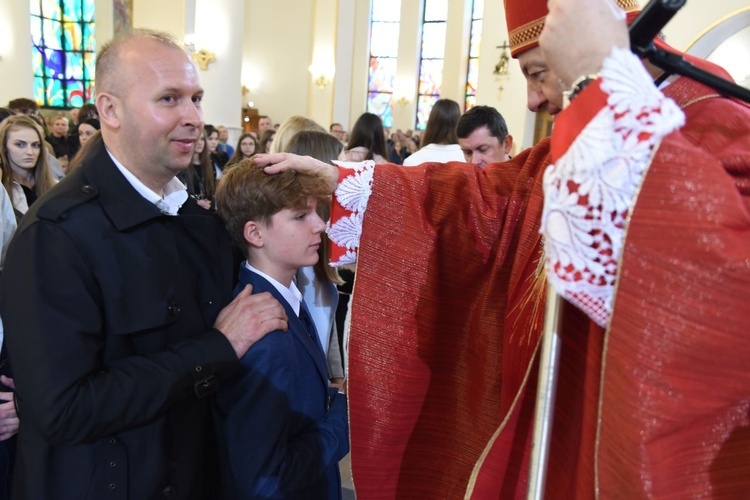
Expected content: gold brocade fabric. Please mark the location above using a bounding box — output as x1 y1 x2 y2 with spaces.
347 140 551 498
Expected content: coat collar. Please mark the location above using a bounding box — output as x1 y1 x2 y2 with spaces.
79 139 195 231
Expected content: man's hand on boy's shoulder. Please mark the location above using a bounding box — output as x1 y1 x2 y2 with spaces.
214 284 288 358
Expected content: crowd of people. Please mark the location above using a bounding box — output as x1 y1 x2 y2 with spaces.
0 0 748 498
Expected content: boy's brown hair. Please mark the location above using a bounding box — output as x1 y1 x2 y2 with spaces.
215 158 331 257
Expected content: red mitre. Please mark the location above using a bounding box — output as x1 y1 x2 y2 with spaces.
505 0 641 57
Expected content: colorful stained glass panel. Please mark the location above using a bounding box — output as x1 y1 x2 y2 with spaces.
465 95 477 111
31 0 96 108
418 59 443 95
45 77 65 107
367 92 394 128
466 59 479 95
63 21 83 50
416 95 439 130
63 0 82 21
43 49 65 78
43 19 63 50
368 57 397 92
42 0 62 21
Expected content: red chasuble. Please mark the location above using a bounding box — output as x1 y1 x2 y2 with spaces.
346 141 551 498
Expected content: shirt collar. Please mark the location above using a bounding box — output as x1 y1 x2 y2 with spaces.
244 261 303 316
106 148 188 216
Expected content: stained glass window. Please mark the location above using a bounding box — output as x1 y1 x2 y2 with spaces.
31 0 96 109
416 0 448 131
367 0 401 128
465 0 483 111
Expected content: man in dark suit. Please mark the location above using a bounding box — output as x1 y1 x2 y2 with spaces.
213 161 349 499
0 29 287 499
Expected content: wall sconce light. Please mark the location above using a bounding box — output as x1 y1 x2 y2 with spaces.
309 63 335 90
184 35 216 71
494 40 511 76
394 95 410 107
313 75 331 89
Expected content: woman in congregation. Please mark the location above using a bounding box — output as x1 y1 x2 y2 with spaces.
0 115 56 221
178 129 215 210
205 124 229 180
339 112 388 164
269 115 325 154
258 128 276 154
403 99 465 166
226 133 260 167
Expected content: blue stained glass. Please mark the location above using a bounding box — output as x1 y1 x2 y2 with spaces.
370 22 400 58
83 52 95 79
424 0 448 22
418 59 443 95
65 52 83 79
469 20 482 58
368 57 396 93
43 49 65 78
31 0 96 108
42 0 62 21
32 48 44 76
43 19 63 50
82 0 95 22
472 0 484 20
33 77 46 105
31 17 44 46
63 0 82 21
367 92 393 128
372 0 401 23
416 95 439 131
66 80 85 107
63 21 83 51
82 23 95 51
46 78 65 107
421 22 446 59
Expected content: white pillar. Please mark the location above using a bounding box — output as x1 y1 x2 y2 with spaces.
191 0 244 135
0 2 33 105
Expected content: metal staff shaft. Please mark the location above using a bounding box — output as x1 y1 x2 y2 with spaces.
526 283 564 500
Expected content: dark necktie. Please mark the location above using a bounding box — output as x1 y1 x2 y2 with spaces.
298 302 327 368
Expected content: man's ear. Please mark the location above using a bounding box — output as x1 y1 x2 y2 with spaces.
244 220 264 248
503 134 514 158
96 93 120 130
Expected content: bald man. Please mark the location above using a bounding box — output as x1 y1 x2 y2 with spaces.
1 29 287 499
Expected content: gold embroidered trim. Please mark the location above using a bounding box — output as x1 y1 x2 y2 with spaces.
680 93 721 110
509 17 545 54
593 140 660 499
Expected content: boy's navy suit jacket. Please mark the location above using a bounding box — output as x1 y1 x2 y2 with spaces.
214 265 349 499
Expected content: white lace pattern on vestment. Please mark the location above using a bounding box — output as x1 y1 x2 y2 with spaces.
541 48 685 327
328 160 375 266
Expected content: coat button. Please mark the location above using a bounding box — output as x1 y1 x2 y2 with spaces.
109 438 116 444
110 461 117 467
168 303 181 317
162 485 176 499
109 483 116 490
80 184 96 195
